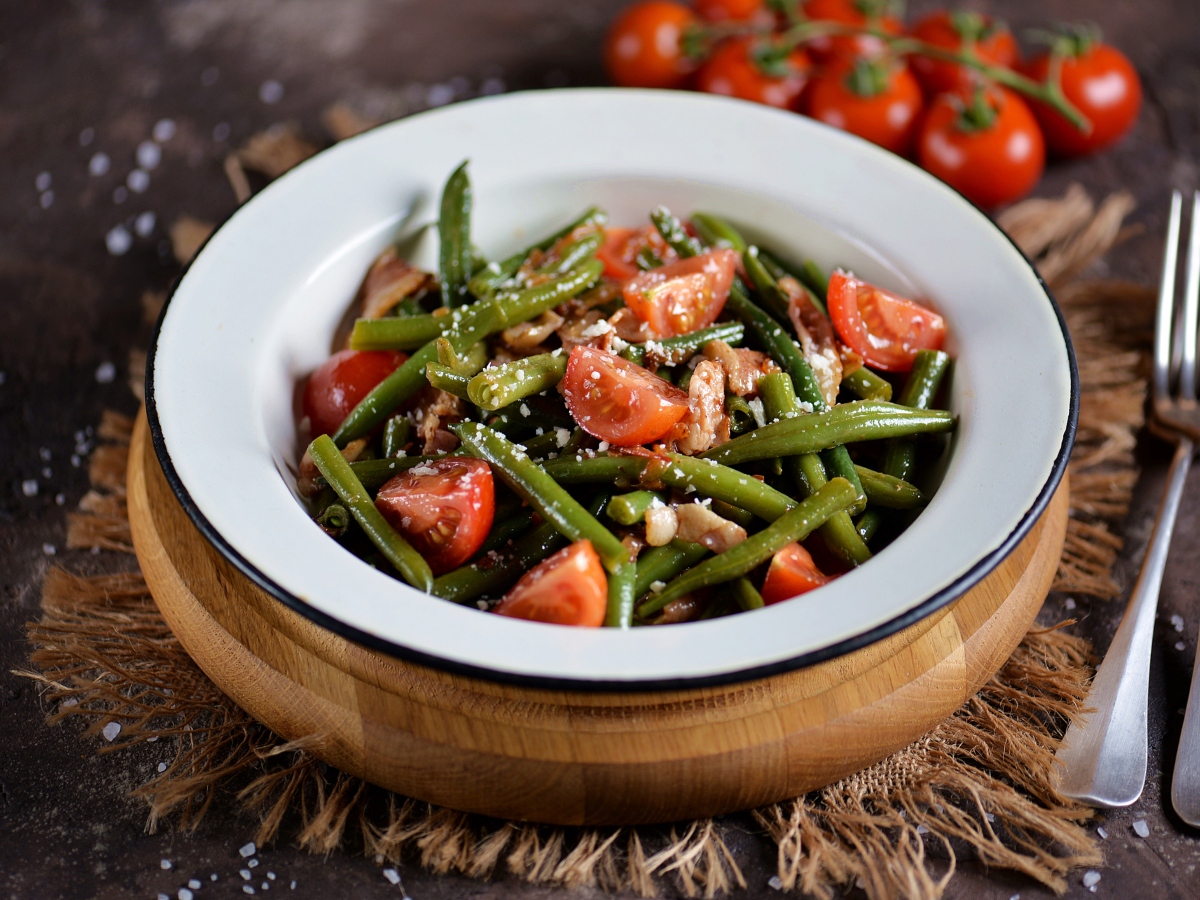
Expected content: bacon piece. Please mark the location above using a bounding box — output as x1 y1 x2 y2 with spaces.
779 275 843 407
296 437 368 497
671 359 730 455
657 593 705 624
359 246 432 319
500 310 564 355
701 340 778 397
644 505 679 546
674 503 747 554
413 387 465 455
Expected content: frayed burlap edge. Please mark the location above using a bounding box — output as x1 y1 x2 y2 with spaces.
18 185 1149 899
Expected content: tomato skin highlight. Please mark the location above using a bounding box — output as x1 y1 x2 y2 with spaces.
597 225 678 282
302 349 407 438
801 0 903 64
603 1 699 89
827 271 945 373
694 0 766 22
1023 43 1142 157
908 12 1018 95
622 248 738 337
804 62 924 155
916 87 1045 210
561 346 690 447
695 37 811 110
493 540 608 627
375 457 495 575
761 543 830 605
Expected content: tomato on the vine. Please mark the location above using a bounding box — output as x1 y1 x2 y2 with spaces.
916 86 1045 210
909 11 1018 95
493 540 608 627
302 349 406 438
1023 32 1142 157
622 248 738 336
561 346 690 446
827 271 945 372
604 1 700 89
760 543 830 605
801 0 903 64
375 457 495 575
804 58 924 155
597 225 678 281
694 0 766 23
695 36 811 109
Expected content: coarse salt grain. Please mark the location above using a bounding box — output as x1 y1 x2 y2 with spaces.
383 869 400 884
649 581 667 593
261 882 269 890
137 141 162 170
43 544 56 556
40 190 54 209
248 858 259 868
481 76 506 95
95 361 116 383
127 169 150 193
267 872 276 881
21 480 37 497
55 493 65 506
1132 819 1149 837
102 721 121 741
916 824 929 835
239 842 257 858
212 874 219 881
1170 614 1184 632
1082 870 1101 888
159 894 170 900
259 80 284 104
1065 598 1077 610
153 119 177 142
767 874 783 890
161 859 172 870
179 889 194 900
289 882 296 890
1096 826 1108 839
158 762 167 772
240 869 251 880
105 225 132 256
1177 641 1187 651
42 467 51 478
136 211 156 237
427 83 455 107
243 887 255 896
89 152 110 176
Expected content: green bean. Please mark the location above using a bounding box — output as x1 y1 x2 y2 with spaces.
437 160 473 308
519 429 568 459
821 447 868 516
382 416 412 459
308 435 433 591
725 395 757 436
542 453 798 522
608 490 665 526
700 400 955 466
315 502 350 537
855 465 926 509
334 262 601 445
756 249 830 316
636 246 664 270
487 396 574 437
433 521 565 604
436 338 488 376
452 422 628 572
467 206 607 299
638 478 857 615
730 577 765 612
841 366 893 401
316 455 439 492
426 363 472 399
711 499 756 529
620 322 745 367
651 206 705 258
606 562 638 629
467 352 568 411
350 314 443 351
691 212 748 252
758 372 870 567
633 540 708 599
800 259 829 302
478 507 536 554
536 230 603 276
743 247 792 323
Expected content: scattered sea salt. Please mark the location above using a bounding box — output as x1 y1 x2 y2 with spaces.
179 889 194 900
747 397 766 428
239 842 257 858
1064 598 1077 610
55 493 65 506
426 83 455 107
161 859 172 870
289 882 296 891
1177 641 1187 651
71 455 81 467
43 544 56 556
159 894 170 900
267 872 275 881
158 762 167 772
383 869 400 884
40 190 54 209
1096 826 1108 839
42 467 51 478
137 141 162 170
39 447 51 461
1132 819 1149 837
259 80 284 104
105 225 132 255
21 479 37 497
248 858 259 868
1170 614 1184 632
89 152 111 176
102 721 121 741
261 882 269 890
243 887 255 896
1082 870 1101 888
476 600 488 610
95 361 116 383
916 824 929 835
127 168 150 193
36 171 52 191
767 874 783 890
240 869 251 880
135 211 157 237
649 581 667 594
212 874 219 881
153 118 177 142
481 77 506 95
1008 895 1020 900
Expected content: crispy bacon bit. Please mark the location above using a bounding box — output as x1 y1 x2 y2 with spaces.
556 308 606 353
359 246 432 319
674 502 747 554
501 310 564 355
701 340 778 397
644 505 679 546
779 275 843 407
558 281 624 321
621 533 645 562
296 437 368 497
657 593 705 624
671 359 730 455
607 306 657 343
415 388 465 454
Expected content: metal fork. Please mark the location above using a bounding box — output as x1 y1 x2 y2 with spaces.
1054 190 1200 813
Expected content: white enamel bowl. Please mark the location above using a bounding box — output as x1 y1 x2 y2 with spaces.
148 89 1075 689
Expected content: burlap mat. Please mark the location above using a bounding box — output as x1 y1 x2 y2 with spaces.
19 175 1152 899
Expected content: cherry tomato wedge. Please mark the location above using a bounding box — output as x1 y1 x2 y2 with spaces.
760 542 830 605
561 346 689 447
597 225 678 282
375 457 495 575
695 37 811 110
622 248 738 337
826 271 945 373
493 540 608 627
302 348 407 438
603 0 699 89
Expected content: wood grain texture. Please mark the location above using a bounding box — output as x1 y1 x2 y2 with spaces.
128 409 1067 825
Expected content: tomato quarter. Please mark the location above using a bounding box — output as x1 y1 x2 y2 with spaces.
827 271 945 372
695 36 811 109
561 346 690 446
375 457 495 575
760 543 830 605
603 1 699 89
804 59 924 155
302 348 407 438
916 86 1045 209
493 540 608 627
909 11 1018 95
597 225 679 281
622 248 738 336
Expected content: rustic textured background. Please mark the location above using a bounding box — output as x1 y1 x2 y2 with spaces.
2 1 1199 897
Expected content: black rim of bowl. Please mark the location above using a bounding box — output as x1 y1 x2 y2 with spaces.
144 110 1079 694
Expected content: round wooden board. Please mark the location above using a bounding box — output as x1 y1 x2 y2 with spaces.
128 409 1067 826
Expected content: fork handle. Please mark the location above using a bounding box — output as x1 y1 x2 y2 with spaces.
1173 590 1200 825
1055 437 1194 807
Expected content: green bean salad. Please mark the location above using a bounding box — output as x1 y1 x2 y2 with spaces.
297 161 954 628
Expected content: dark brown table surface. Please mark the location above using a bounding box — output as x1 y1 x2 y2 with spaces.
2 1 1199 897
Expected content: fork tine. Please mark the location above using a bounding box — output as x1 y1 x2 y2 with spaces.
1183 192 1200 402
1156 191 1183 403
